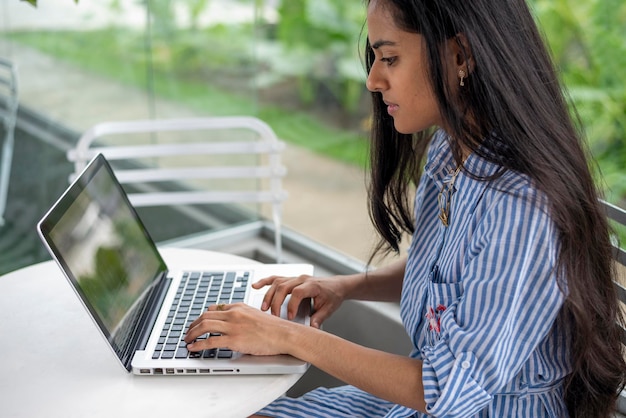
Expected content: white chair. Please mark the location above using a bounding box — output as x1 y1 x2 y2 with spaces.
67 116 287 262
0 58 19 226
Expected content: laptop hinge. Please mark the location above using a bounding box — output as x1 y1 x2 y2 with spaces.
125 272 172 369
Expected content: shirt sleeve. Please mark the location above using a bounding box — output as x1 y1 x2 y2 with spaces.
421 186 566 417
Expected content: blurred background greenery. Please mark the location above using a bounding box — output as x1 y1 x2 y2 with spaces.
8 0 626 201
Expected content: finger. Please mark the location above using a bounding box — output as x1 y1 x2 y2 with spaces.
269 277 307 316
256 277 281 311
251 275 279 290
286 285 313 320
211 303 229 312
184 318 215 343
310 309 331 329
185 314 227 342
187 304 229 330
260 277 294 312
187 334 226 352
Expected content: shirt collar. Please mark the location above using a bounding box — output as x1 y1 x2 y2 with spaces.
423 130 504 190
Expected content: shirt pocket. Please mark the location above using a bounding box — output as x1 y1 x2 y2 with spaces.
425 275 464 346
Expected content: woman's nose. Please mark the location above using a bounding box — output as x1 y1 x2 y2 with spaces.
366 64 384 92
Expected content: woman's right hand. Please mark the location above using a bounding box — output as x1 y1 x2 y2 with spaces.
252 273 354 328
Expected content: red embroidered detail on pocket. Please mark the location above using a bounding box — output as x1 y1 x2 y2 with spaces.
427 305 447 333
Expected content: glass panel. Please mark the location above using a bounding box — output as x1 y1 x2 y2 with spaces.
0 0 376 276
0 0 269 274
1 1 624 278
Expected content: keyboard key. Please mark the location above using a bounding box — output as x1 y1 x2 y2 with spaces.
203 349 217 358
175 347 189 359
217 350 233 359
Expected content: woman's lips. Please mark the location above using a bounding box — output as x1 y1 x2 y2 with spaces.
384 101 399 115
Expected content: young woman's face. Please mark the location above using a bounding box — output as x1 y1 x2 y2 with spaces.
366 2 443 134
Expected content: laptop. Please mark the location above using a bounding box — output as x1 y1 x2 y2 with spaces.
37 153 313 376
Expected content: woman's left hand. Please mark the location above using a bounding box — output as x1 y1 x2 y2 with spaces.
183 303 295 356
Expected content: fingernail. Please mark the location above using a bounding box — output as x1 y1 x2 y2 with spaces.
261 302 268 311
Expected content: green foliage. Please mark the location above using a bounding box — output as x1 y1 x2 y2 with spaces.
21 0 79 5
10 0 626 182
259 0 367 114
10 24 369 167
530 0 626 203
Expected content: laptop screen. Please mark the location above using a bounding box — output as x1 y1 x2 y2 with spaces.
38 154 167 368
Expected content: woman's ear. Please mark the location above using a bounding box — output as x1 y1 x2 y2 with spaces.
445 33 474 88
452 33 475 75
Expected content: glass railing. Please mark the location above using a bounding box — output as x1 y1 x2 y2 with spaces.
0 1 378 275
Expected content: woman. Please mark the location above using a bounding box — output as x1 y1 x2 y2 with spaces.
185 0 626 416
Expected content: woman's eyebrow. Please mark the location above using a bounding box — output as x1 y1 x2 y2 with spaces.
371 39 396 49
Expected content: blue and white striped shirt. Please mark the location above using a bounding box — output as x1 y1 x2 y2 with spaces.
257 130 571 417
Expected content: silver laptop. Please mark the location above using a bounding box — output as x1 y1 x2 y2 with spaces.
37 153 312 376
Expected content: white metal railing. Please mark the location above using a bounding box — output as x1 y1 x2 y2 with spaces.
67 116 288 263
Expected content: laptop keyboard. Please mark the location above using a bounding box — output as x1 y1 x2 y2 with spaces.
152 270 250 360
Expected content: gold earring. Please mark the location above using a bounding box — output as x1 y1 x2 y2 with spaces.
458 69 467 87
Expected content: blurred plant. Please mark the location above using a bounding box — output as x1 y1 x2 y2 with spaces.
147 0 211 38
141 0 257 83
255 0 367 118
530 0 626 203
17 0 625 181
132 0 370 122
21 0 79 5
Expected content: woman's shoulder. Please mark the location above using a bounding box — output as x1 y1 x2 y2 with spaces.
475 169 551 223
464 151 549 213
428 129 548 208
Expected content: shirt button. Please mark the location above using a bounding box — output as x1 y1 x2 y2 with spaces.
461 361 471 369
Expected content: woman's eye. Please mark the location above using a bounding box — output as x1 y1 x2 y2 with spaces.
381 57 397 66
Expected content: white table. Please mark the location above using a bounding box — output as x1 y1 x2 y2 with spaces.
0 248 302 418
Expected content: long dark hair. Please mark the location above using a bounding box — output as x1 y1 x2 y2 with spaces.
364 0 626 416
